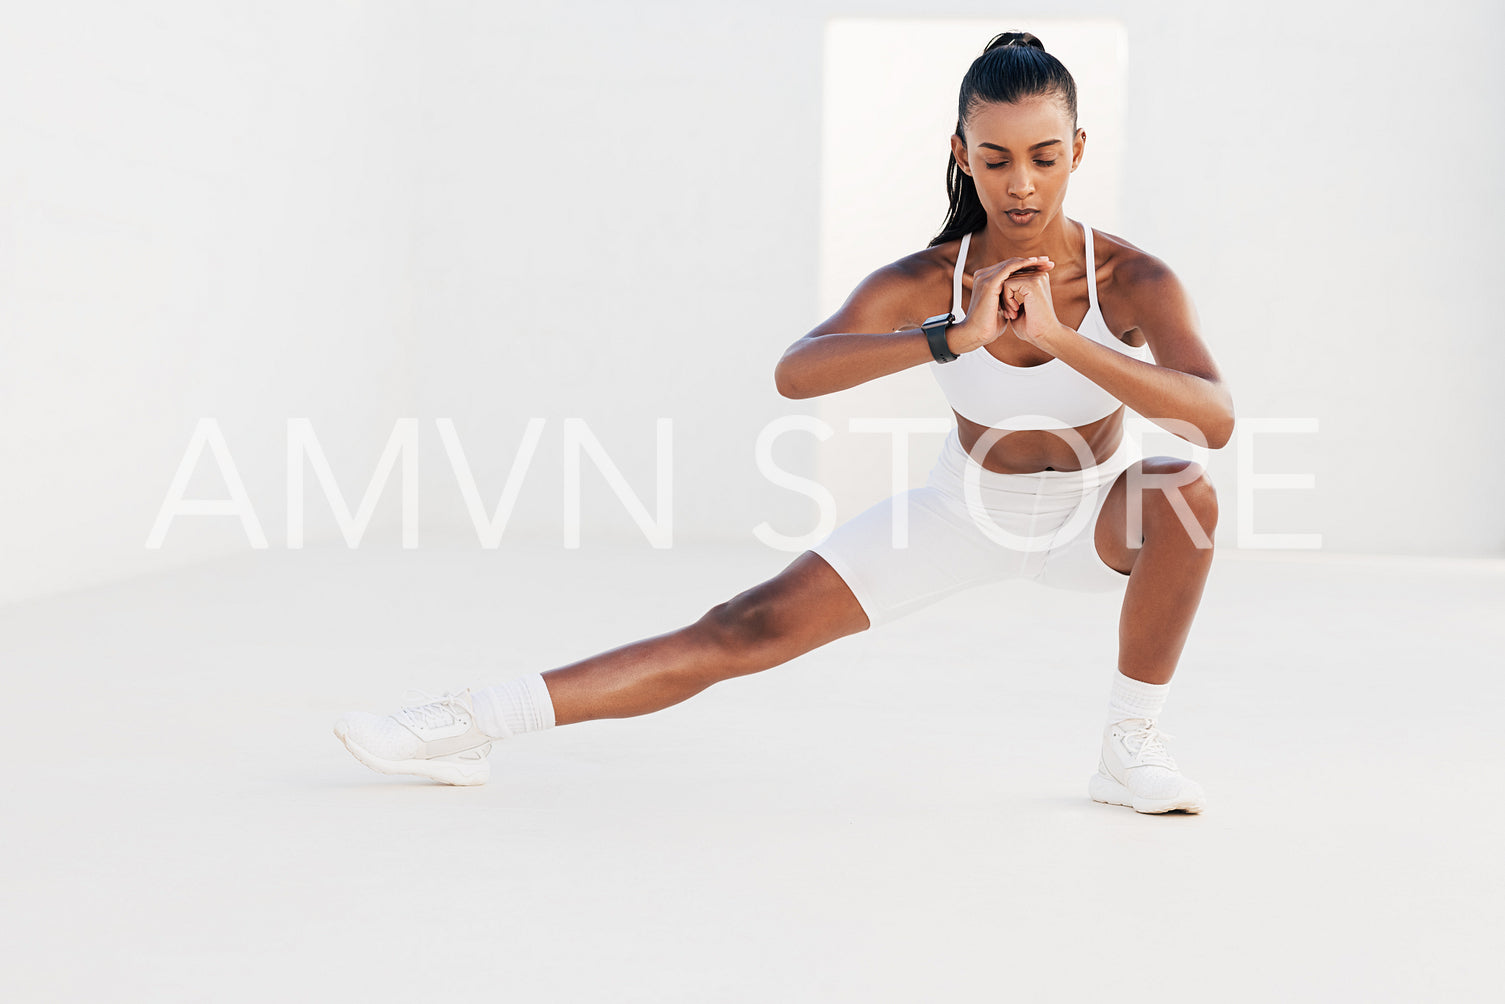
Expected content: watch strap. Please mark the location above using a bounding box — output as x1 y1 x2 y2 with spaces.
922 313 959 363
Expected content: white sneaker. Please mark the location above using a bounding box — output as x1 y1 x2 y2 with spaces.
1089 717 1205 814
334 689 495 786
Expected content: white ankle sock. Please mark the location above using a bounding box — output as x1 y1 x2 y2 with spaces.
1107 671 1171 725
471 673 556 739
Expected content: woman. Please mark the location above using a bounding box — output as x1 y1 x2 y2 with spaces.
335 32 1232 815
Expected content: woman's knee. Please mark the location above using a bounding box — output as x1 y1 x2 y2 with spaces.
693 555 865 670
697 592 780 655
1143 460 1219 539
1183 465 1219 529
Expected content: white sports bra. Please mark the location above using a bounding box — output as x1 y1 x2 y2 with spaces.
929 221 1153 430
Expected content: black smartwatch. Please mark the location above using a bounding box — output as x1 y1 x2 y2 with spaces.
922 312 959 363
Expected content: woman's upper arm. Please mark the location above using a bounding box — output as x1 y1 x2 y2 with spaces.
797 262 923 340
773 260 930 398
1122 255 1227 389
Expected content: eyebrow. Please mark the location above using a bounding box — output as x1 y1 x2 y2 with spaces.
977 139 1063 152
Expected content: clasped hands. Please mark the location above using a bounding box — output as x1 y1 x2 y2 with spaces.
948 254 1070 356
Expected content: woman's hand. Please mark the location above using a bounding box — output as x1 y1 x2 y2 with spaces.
1001 264 1061 350
947 256 1055 354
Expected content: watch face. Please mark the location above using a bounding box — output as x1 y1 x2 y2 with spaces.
923 313 953 328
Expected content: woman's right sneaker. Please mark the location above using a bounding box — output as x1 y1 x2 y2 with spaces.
334 689 495 785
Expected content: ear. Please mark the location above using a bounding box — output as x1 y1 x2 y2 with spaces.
1070 128 1086 172
950 133 973 178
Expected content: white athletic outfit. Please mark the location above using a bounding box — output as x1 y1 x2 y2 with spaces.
334 221 1204 809
805 221 1206 811
810 221 1155 628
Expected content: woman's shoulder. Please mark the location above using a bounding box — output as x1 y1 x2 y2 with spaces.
1091 226 1182 309
872 240 959 289
1088 225 1199 346
825 241 960 332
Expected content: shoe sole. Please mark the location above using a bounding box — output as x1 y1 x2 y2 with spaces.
333 725 491 786
1089 771 1203 814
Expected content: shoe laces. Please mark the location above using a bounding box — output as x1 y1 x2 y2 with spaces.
394 689 471 731
1121 718 1179 770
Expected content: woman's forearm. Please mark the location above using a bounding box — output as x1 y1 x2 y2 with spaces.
1043 325 1235 449
774 328 939 399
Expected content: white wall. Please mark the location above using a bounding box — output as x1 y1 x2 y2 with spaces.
1117 4 1505 556
400 3 820 550
0 1 422 603
403 0 1504 559
2 0 1501 605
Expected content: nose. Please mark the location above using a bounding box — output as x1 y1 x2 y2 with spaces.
1007 166 1034 199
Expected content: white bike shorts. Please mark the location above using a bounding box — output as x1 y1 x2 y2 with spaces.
809 426 1142 628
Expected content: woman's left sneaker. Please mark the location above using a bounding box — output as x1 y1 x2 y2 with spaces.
334 689 494 786
1089 717 1205 814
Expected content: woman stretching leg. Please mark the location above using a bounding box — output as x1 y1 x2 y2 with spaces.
335 32 1231 814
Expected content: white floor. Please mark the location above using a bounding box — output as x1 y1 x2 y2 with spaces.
3 539 1501 1003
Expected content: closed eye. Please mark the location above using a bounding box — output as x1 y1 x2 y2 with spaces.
986 161 1057 168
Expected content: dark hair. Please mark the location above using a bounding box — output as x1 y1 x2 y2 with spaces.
929 31 1080 247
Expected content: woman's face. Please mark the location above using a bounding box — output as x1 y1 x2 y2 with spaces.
950 95 1084 230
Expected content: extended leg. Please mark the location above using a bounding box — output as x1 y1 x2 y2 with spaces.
334 551 870 783
538 550 871 725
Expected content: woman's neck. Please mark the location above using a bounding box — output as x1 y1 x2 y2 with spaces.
973 210 1076 265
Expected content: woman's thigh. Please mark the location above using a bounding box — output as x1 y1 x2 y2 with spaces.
1034 468 1134 592
1092 456 1208 575
806 487 1031 630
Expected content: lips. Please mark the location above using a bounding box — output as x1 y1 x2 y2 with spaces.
1007 210 1037 219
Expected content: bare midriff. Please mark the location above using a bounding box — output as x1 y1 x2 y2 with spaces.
953 405 1126 474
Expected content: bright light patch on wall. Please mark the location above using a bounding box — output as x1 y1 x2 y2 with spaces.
816 19 1130 506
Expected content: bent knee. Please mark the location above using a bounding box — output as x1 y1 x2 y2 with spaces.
1176 464 1219 521
1143 461 1219 533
